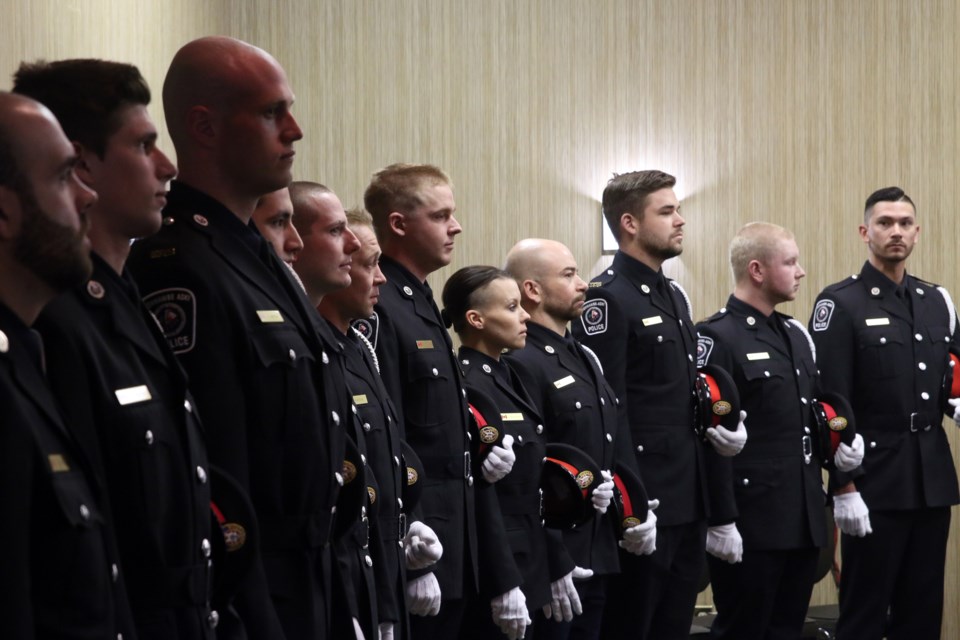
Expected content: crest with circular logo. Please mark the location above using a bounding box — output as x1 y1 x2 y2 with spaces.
342 460 358 484
221 522 247 552
479 425 499 444
828 416 847 432
712 400 732 417
576 469 595 489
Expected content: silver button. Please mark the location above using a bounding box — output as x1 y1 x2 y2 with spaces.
575 401 582 409
394 456 400 467
111 563 119 582
804 426 811 434
197 466 207 484
184 399 192 413
880 337 887 344
916 288 924 296
397 498 404 508
921 392 930 400
335 472 344 487
466 432 472 441
461 359 469 365
796 369 801 376
720 307 727 313
870 441 877 449
688 354 693 362
600 398 605 406
468 476 474 486
606 433 613 442
924 425 932 432
360 453 367 464
915 333 923 342
657 336 663 343
332 411 340 425
607 270 614 275
322 352 329 364
332 506 337 514
432 368 440 376
363 422 371 432
801 397 808 404
742 478 750 486
545 345 555 354
288 348 296 361
207 611 219 629
636 445 644 453
403 286 413 296
870 287 880 295
118 634 123 640
201 538 211 558
641 284 650 293
193 214 209 226
536 425 543 434
482 365 491 373
746 317 756 326
365 555 373 567
919 362 927 371
764 371 770 377
517 436 524 444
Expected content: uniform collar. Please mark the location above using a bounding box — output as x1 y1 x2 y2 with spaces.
859 260 911 295
612 250 662 287
167 180 263 255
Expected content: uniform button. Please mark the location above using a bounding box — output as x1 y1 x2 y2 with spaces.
461 359 469 365
111 563 119 582
657 336 663 343
288 348 296 361
144 430 154 445
575 401 582 409
360 453 367 464
870 287 880 295
636 445 644 453
924 425 932 432
536 424 543 434
335 472 344 487
919 362 927 370
880 337 887 344
387 415 393 422
332 506 337 514
397 498 404 508
915 333 923 342
616 398 620 405
801 397 808 404
79 504 90 521
742 478 749 486
332 411 340 425
764 371 770 377
363 422 371 432
201 538 211 558
796 369 801 376
207 611 220 629
432 368 439 376
517 435 524 444
468 476 474 486
606 433 613 442
197 466 207 484
804 426 811 434
600 398 605 406
606 269 613 276
118 634 123 640
322 352 330 364
467 432 472 441
921 392 930 400
746 317 756 326
916 288 924 296
365 555 373 567
545 345 555 354
870 441 877 449
184 399 192 413
641 284 650 293
403 286 413 296
462 389 467 398
394 456 401 467
688 354 693 362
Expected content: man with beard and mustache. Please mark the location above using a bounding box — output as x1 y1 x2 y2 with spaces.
504 238 656 640
0 91 136 638
810 187 960 640
126 37 356 640
573 170 747 640
14 59 219 639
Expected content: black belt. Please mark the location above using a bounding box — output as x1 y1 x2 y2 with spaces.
860 412 939 433
420 451 472 479
260 512 333 550
127 562 209 607
379 514 408 543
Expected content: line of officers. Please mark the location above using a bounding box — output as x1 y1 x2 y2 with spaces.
0 35 956 640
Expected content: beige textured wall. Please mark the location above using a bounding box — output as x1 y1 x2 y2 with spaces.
3 0 959 633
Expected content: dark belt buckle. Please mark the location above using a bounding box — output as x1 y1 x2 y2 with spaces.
910 411 920 433
398 513 408 542
802 435 812 464
464 451 472 479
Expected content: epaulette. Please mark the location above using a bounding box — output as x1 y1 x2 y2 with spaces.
701 307 729 324
588 268 617 288
825 274 859 292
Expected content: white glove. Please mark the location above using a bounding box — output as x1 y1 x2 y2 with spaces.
834 433 865 472
833 491 872 537
482 435 516 483
404 521 443 570
491 587 531 640
378 623 395 640
352 617 366 640
619 499 659 556
406 573 442 616
571 566 594 580
706 523 743 564
949 398 960 426
591 470 614 514
541 570 582 622
706 410 748 457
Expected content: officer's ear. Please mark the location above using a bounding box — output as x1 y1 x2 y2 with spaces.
186 105 216 148
387 211 406 237
620 212 638 239
0 184 23 241
747 259 764 285
72 141 97 188
465 309 483 330
521 279 542 304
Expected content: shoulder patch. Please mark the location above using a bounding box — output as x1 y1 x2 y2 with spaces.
811 299 835 332
579 299 608 336
144 288 196 354
696 335 714 367
352 312 380 351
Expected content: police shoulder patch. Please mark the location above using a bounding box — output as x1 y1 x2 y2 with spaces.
697 335 714 367
812 299 835 332
144 288 197 354
352 312 379 350
579 299 608 336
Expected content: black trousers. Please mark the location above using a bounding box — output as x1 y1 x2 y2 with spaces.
601 520 707 640
836 507 951 640
534 575 608 640
708 546 819 640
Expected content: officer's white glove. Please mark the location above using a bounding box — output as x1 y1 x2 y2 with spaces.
619 499 659 556
571 566 594 580
706 523 743 564
834 433 865 472
591 470 615 514
949 398 960 427
406 573 442 616
378 622 395 640
542 570 582 622
352 617 366 640
706 410 748 457
482 434 516 483
491 587 531 640
833 491 872 537
403 521 443 570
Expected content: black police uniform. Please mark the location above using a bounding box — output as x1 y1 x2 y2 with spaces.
505 321 637 640
459 346 575 636
697 295 828 640
36 254 215 639
572 251 711 640
360 255 483 636
341 326 410 639
127 181 350 640
810 261 960 640
0 302 134 639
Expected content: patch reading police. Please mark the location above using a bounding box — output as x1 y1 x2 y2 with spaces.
812 299 835 332
579 299 608 336
352 312 379 350
697 336 714 367
144 288 197 354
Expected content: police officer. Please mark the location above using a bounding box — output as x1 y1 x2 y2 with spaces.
504 238 656 640
127 37 352 639
697 222 863 639
0 91 133 638
573 170 747 640
15 59 217 639
252 187 303 266
360 163 490 637
810 187 960 640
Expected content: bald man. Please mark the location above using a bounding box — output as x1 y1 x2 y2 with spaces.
0 92 135 638
127 37 355 640
504 239 654 640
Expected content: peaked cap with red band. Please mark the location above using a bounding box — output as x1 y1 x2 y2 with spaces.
812 391 857 469
612 463 650 537
209 466 259 610
466 387 506 464
400 439 424 514
695 364 741 439
541 443 603 529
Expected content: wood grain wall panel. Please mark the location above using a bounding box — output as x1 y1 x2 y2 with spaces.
3 0 959 632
